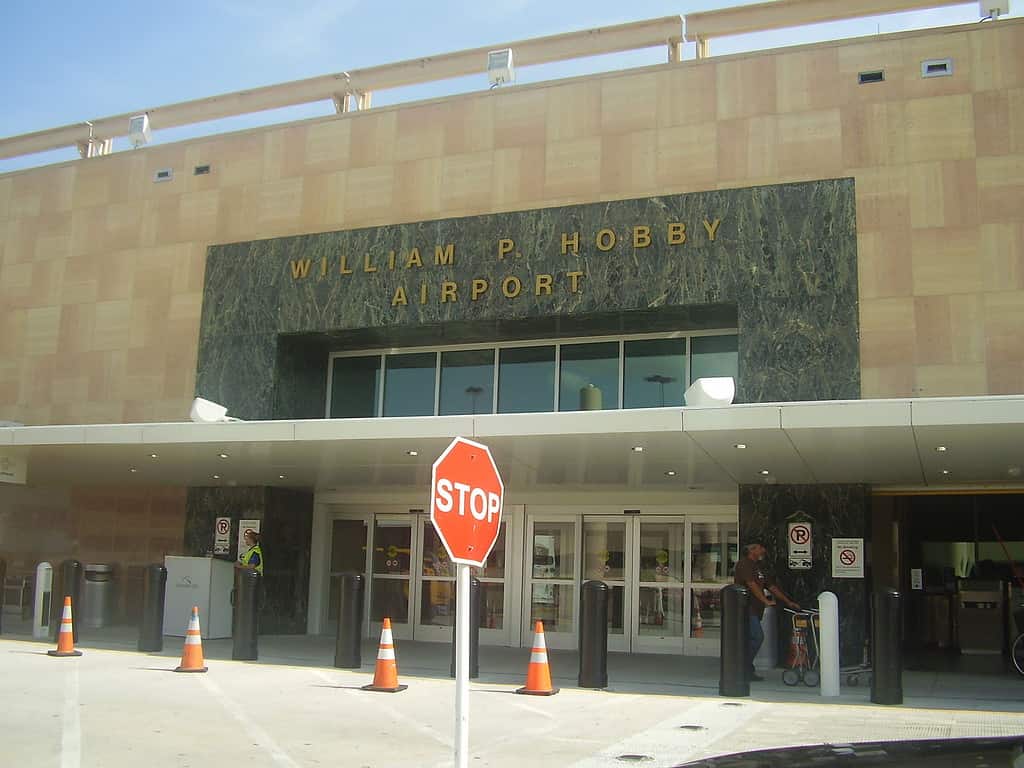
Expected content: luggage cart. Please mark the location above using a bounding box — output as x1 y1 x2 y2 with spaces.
841 637 873 686
782 608 820 686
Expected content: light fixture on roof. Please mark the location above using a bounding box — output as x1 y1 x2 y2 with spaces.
683 377 735 407
632 446 644 453
406 450 418 457
759 469 770 476
664 470 677 477
734 443 746 449
128 114 151 148
980 0 1009 20
487 48 515 88
935 446 947 452
190 397 242 423
149 453 158 459
941 470 950 476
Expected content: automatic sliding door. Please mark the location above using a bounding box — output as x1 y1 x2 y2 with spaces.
327 517 370 634
633 519 687 654
370 516 413 639
523 519 577 649
582 518 630 652
417 519 455 641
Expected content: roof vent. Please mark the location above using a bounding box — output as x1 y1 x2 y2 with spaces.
193 164 211 175
921 58 953 78
858 70 885 85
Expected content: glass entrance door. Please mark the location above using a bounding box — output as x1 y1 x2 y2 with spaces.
522 517 578 649
327 517 370 634
582 518 630 652
633 518 687 653
369 515 415 639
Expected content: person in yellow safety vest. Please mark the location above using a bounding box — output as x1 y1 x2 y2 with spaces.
236 530 264 575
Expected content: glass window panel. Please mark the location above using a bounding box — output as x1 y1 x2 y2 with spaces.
559 342 619 412
439 349 495 415
623 338 687 409
690 335 738 386
639 522 685 583
498 346 555 414
608 584 625 635
371 579 409 623
330 356 381 418
583 521 626 581
480 583 504 629
531 522 575 579
691 587 723 640
638 586 685 637
420 582 454 627
383 352 436 417
422 525 454 578
530 584 574 632
690 522 738 583
372 520 411 575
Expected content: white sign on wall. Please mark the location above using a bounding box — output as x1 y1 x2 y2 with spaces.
0 452 27 485
213 516 231 555
910 568 923 590
237 518 261 560
831 537 864 578
788 521 812 570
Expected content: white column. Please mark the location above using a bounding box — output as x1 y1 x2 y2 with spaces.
818 591 840 697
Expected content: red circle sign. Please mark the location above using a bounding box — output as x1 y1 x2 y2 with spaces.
839 549 856 566
216 519 230 535
430 437 504 567
790 525 810 545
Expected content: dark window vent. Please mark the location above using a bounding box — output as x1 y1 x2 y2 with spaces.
153 168 173 182
922 58 953 78
193 164 211 175
858 70 885 85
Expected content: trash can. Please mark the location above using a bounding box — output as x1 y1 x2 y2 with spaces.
82 564 116 629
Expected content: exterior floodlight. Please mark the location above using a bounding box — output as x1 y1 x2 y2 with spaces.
189 397 241 423
128 114 151 148
487 48 514 87
683 377 736 407
980 0 1009 17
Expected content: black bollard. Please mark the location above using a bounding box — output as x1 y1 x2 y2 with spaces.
871 587 903 705
719 584 750 697
449 577 481 679
335 573 364 669
53 560 83 642
138 564 167 652
579 580 609 689
232 569 260 661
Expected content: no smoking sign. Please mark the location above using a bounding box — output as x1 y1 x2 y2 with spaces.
831 537 864 578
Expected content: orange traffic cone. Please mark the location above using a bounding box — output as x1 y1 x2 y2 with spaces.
174 606 208 673
516 620 558 696
48 596 82 657
362 618 407 692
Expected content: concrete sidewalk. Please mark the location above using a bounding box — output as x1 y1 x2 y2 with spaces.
2 622 1023 768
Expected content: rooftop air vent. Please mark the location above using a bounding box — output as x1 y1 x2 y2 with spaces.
921 58 953 78
858 70 885 85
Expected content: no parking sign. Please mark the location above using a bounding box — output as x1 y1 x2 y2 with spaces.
787 521 812 570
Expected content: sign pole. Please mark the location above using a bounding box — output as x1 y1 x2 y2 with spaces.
455 562 470 768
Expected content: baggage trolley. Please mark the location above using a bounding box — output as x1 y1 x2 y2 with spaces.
782 608 820 686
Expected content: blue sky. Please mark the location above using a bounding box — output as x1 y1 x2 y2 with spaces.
0 0 1004 174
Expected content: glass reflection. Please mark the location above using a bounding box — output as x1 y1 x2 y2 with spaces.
559 342 619 411
638 522 685 583
471 524 506 578
690 522 738 583
373 521 411 575
371 579 409 623
583 521 625 580
638 586 685 637
420 582 454 626
383 352 436 417
691 588 723 640
530 584 573 632
440 349 495 415
480 583 504 629
422 525 454 577
532 522 575 579
690 335 738 386
498 346 555 414
623 338 686 408
330 356 381 418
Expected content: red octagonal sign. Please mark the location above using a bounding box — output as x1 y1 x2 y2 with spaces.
430 437 504 567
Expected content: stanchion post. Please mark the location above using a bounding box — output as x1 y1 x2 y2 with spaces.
719 584 750 697
450 576 480 678
335 573 364 669
871 587 903 705
818 591 840 697
33 562 53 640
232 569 260 661
138 564 167 652
579 580 609 689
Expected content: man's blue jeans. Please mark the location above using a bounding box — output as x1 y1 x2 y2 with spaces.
748 614 765 674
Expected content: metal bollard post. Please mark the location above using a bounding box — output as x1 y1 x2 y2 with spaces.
818 591 840 697
334 573 364 669
579 580 609 689
719 584 750 697
53 560 83 643
449 577 480 679
138 564 167 652
871 587 903 705
232 569 260 661
33 562 53 640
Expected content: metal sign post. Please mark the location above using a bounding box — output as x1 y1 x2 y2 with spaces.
455 563 470 768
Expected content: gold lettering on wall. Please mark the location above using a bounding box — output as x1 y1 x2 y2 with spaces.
320 257 328 277
340 255 353 275
435 244 454 266
290 259 311 279
391 286 408 306
668 223 687 245
363 254 377 273
633 226 651 248
702 218 721 241
596 228 616 252
567 271 584 293
502 276 522 298
561 232 579 255
471 279 489 301
406 248 423 268
535 274 553 296
441 281 458 303
388 250 397 270
420 284 428 304
497 239 514 260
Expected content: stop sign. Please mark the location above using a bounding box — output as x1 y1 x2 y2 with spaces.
430 436 504 567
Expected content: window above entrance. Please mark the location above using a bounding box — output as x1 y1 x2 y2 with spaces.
326 331 737 418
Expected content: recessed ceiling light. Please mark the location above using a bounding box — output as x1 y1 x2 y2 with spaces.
212 474 221 480
734 443 747 449
1008 466 1022 477
129 467 137 473
149 453 158 459
759 470 770 476
941 469 950 475
406 450 418 457
935 446 947 452
664 470 677 477
632 446 644 453
278 474 286 480
218 453 229 459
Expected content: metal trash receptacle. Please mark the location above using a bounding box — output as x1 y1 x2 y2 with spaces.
82 564 116 629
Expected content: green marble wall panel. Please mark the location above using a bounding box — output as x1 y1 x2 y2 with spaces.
196 178 859 419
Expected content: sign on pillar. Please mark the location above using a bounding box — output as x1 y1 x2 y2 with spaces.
430 436 504 768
